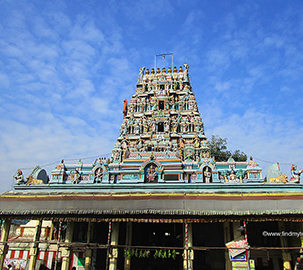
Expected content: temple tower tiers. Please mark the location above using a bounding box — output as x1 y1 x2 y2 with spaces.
41 63 261 185
108 64 212 184
111 65 208 162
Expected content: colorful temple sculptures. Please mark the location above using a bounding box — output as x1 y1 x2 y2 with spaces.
2 62 303 270
14 64 271 187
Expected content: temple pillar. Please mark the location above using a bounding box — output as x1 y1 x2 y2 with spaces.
279 221 292 270
61 222 74 270
28 220 42 270
183 223 193 270
124 222 132 270
49 223 54 240
85 249 92 270
223 222 232 270
109 222 119 270
0 219 11 270
85 222 93 270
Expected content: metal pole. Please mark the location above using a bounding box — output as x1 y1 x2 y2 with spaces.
55 221 62 270
106 221 112 270
155 55 157 70
244 221 250 270
185 222 189 270
172 53 173 69
155 53 173 69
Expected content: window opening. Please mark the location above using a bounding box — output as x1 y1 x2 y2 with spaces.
159 101 164 109
158 122 164 132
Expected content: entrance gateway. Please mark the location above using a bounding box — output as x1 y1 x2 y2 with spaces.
1 57 303 270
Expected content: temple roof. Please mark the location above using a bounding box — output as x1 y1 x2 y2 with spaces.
3 61 302 220
1 189 303 221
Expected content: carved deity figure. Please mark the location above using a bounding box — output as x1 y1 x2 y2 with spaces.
177 114 182 123
146 164 158 183
127 115 134 125
229 170 238 182
137 67 145 84
169 98 174 109
164 119 170 132
248 156 258 167
73 169 81 184
123 99 128 118
172 121 178 133
134 123 140 134
25 175 44 185
182 121 187 132
179 138 185 148
203 167 212 183
94 167 103 183
14 169 24 185
184 64 189 82
193 135 200 148
151 120 156 132
165 100 169 110
152 100 157 110
137 139 144 151
290 164 303 183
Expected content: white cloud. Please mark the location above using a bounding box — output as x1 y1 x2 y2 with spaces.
204 107 303 177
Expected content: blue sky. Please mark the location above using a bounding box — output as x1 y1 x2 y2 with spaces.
1 0 303 191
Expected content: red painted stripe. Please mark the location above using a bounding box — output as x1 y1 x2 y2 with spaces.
69 252 74 270
19 250 24 259
11 250 15 258
43 251 48 263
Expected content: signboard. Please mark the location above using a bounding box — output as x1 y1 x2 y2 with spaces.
232 260 255 270
226 236 249 259
230 252 247 262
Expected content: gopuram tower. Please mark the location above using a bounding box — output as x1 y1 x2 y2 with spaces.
109 64 212 184
27 60 261 186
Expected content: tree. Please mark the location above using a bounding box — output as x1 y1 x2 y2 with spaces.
232 149 247 162
209 135 247 162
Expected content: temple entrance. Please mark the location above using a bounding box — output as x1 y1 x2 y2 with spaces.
193 223 225 270
131 223 183 270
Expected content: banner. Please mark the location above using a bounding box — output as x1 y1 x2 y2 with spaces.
225 236 248 259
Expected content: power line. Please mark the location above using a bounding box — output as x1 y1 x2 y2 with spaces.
253 157 293 166
19 153 112 170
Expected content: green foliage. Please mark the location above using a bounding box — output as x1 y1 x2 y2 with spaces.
209 135 247 162
124 248 177 259
232 149 247 162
